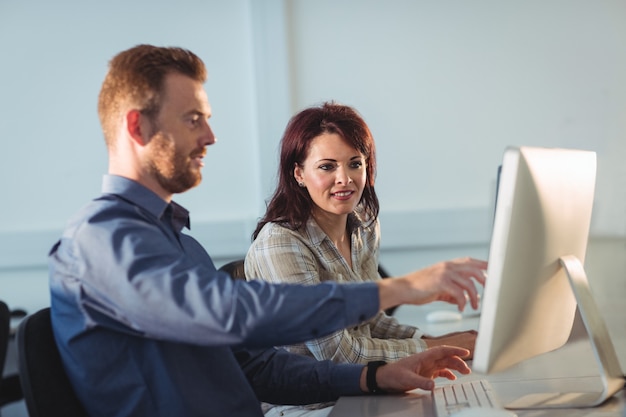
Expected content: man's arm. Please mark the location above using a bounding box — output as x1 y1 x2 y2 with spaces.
377 257 487 312
236 347 364 405
236 345 471 404
50 205 380 349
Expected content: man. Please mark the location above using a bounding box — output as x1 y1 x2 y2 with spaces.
49 44 485 417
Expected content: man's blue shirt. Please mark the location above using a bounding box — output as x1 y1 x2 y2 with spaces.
49 175 380 417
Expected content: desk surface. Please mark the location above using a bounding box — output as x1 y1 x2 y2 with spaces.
331 385 626 417
330 238 626 417
330 325 626 416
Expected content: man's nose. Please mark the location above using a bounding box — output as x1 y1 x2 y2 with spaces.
201 121 217 146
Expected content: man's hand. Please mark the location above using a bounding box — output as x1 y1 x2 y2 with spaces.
378 257 487 312
360 346 471 394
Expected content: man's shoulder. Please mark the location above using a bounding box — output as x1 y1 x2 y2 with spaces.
71 194 134 219
64 194 156 237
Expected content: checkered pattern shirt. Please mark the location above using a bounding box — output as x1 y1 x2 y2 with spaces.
244 216 427 364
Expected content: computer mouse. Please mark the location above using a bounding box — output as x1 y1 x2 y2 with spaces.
448 407 517 417
425 310 463 323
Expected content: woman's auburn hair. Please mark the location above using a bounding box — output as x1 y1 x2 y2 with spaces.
252 101 379 240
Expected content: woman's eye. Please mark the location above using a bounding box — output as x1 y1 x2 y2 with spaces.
351 161 363 169
319 164 334 171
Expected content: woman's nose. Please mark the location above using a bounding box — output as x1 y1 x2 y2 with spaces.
335 167 352 184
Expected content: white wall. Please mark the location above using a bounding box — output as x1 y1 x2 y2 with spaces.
287 0 626 238
1 0 625 310
0 1 263 266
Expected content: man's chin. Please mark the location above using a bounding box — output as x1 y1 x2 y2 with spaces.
163 175 202 195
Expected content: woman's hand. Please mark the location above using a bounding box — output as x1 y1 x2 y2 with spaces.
423 330 478 359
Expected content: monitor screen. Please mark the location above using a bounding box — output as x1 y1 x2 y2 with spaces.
473 146 596 374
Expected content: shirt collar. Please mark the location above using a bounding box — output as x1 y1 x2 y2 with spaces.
304 212 364 246
101 174 190 231
167 202 191 232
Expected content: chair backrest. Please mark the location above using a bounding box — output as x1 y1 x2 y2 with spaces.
218 258 246 280
0 301 24 408
0 301 9 379
378 265 398 316
17 307 88 417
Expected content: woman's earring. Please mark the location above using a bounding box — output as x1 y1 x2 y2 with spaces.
298 181 305 188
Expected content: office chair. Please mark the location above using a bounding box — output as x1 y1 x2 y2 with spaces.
377 265 398 316
0 301 9 384
0 301 24 414
16 307 88 417
218 258 246 280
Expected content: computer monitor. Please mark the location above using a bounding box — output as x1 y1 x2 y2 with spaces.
472 146 624 409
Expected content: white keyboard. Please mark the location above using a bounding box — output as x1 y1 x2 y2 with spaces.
432 379 501 416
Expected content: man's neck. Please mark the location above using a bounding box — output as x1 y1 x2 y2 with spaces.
108 164 172 202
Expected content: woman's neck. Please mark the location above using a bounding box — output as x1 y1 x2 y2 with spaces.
311 210 352 268
311 210 347 241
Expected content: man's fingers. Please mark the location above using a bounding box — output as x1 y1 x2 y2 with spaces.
432 369 458 381
429 345 471 359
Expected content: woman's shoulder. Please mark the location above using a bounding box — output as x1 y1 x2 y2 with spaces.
251 221 311 248
256 221 304 238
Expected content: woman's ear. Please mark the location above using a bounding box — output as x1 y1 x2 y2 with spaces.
293 163 304 185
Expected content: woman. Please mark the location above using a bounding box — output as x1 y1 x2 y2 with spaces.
245 101 486 365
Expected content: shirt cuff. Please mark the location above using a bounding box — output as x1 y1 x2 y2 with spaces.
330 363 367 396
411 334 428 352
339 282 380 325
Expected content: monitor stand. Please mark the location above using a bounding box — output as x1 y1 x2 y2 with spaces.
506 255 625 409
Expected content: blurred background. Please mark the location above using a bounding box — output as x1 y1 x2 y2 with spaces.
2 0 625 309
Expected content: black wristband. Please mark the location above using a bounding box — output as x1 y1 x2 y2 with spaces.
366 360 388 395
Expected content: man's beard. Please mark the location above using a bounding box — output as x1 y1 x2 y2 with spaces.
148 132 202 194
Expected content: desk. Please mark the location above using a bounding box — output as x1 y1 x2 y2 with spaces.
331 383 625 417
330 237 626 416
331 311 626 416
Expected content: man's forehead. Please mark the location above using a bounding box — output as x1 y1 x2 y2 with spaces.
162 73 211 113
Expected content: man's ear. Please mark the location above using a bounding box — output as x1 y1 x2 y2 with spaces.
126 110 148 146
